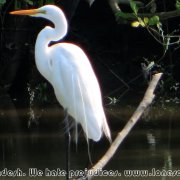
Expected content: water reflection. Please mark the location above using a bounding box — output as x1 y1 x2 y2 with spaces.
0 105 179 179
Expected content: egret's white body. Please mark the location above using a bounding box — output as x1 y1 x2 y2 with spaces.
10 5 111 142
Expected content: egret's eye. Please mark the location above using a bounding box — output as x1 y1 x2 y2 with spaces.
39 10 47 14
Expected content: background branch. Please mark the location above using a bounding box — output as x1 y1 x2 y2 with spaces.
107 0 180 23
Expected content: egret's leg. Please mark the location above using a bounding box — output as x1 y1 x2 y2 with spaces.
64 109 71 180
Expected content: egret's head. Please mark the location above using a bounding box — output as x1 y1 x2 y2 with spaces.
10 5 66 22
10 5 68 41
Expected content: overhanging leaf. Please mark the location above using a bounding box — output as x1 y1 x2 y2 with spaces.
148 16 160 25
143 17 149 25
130 0 139 15
176 0 180 9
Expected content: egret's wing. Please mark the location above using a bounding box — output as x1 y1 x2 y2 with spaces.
50 43 111 141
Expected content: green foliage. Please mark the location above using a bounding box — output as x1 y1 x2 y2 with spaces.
129 1 160 27
176 0 180 9
131 16 160 28
130 0 139 15
115 0 180 51
129 1 180 57
115 0 139 20
148 16 160 26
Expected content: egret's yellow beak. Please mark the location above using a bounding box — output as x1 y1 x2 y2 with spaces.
10 9 46 15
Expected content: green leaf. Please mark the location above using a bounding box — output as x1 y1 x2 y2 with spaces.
143 17 149 25
130 0 139 15
148 16 160 26
176 0 180 9
137 17 145 27
131 21 140 27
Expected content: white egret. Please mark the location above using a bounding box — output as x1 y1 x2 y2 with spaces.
10 5 111 142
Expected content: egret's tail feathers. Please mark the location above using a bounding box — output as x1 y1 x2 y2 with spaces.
82 115 111 142
103 120 112 143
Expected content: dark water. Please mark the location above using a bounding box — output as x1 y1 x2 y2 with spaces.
0 104 180 180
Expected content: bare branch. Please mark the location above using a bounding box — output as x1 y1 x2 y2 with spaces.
107 0 180 23
119 10 180 21
78 73 163 180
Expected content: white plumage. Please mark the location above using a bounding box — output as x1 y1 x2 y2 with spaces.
10 5 111 142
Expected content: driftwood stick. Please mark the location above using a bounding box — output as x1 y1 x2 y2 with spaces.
78 73 163 180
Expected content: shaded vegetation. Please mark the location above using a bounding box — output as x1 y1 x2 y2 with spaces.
0 0 179 155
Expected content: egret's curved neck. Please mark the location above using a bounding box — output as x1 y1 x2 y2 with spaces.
34 12 68 81
36 12 68 47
